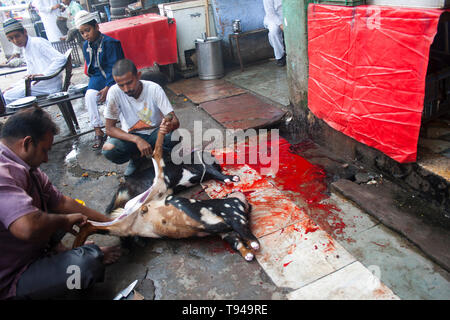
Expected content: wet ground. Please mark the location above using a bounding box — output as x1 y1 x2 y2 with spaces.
1 60 449 300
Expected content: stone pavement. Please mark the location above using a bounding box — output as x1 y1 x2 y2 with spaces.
1 61 449 300
202 139 397 300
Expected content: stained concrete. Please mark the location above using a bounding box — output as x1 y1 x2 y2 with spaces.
200 93 286 130
167 78 247 105
287 261 400 300
2 62 449 300
224 61 290 107
342 225 450 300
331 179 450 271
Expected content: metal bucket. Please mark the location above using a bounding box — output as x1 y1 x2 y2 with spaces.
195 37 224 80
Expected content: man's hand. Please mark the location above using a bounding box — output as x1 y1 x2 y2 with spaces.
25 74 44 80
159 112 179 135
51 3 62 10
26 74 44 86
159 117 172 135
280 24 284 31
97 86 110 103
62 213 88 236
135 136 153 158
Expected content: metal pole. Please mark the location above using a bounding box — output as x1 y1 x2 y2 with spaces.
205 0 210 37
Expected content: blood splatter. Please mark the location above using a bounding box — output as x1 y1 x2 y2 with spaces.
210 135 352 247
283 261 293 267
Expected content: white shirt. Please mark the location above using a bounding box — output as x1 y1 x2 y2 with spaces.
104 80 174 135
263 0 283 26
34 0 64 42
23 36 67 90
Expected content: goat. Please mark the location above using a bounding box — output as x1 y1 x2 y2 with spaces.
105 148 240 214
73 121 260 261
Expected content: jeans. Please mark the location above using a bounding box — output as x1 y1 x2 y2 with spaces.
102 129 177 164
15 244 105 300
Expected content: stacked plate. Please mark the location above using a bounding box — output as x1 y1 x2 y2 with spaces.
7 96 37 109
47 92 69 100
68 83 88 94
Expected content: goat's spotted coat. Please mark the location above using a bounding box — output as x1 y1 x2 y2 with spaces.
74 126 260 261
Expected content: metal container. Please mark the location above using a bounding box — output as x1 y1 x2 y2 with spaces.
195 37 224 80
232 19 242 33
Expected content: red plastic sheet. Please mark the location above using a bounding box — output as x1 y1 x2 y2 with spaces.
99 14 178 69
307 5 446 163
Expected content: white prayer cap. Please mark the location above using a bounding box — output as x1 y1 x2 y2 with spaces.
3 18 24 35
74 10 97 28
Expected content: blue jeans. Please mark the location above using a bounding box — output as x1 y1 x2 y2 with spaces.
102 129 177 164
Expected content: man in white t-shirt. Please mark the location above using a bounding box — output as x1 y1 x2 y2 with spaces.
102 59 180 176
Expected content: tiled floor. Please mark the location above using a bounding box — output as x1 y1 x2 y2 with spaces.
203 128 449 299
341 224 450 300
200 93 286 130
204 164 398 299
224 62 290 107
287 261 399 300
167 77 247 104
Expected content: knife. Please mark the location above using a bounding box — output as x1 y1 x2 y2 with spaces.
113 280 138 300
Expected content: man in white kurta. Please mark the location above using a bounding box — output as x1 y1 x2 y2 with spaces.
263 0 285 66
34 0 64 42
2 19 67 105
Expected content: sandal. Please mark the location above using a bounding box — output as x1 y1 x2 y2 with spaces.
92 134 107 149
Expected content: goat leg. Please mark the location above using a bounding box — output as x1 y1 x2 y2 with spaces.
72 223 105 248
221 231 255 262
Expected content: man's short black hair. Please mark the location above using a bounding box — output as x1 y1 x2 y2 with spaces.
112 59 138 78
1 106 59 145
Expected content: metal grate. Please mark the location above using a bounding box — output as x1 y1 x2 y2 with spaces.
51 40 83 66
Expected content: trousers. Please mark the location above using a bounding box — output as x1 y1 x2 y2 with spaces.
3 79 62 105
102 129 177 164
14 243 105 300
85 89 105 128
264 21 285 59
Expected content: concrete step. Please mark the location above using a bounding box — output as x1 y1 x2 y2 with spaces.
331 179 450 272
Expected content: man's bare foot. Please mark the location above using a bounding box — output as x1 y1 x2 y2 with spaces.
100 245 122 265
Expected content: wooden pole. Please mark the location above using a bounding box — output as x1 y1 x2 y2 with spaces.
205 0 210 37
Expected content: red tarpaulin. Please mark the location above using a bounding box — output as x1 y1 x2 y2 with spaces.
308 4 447 163
99 14 178 69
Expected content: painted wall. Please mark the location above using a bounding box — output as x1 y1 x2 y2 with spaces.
209 0 272 64
209 0 266 40
284 0 309 113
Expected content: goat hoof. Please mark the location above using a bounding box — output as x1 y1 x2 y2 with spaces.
244 252 254 261
232 176 240 182
250 241 260 251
